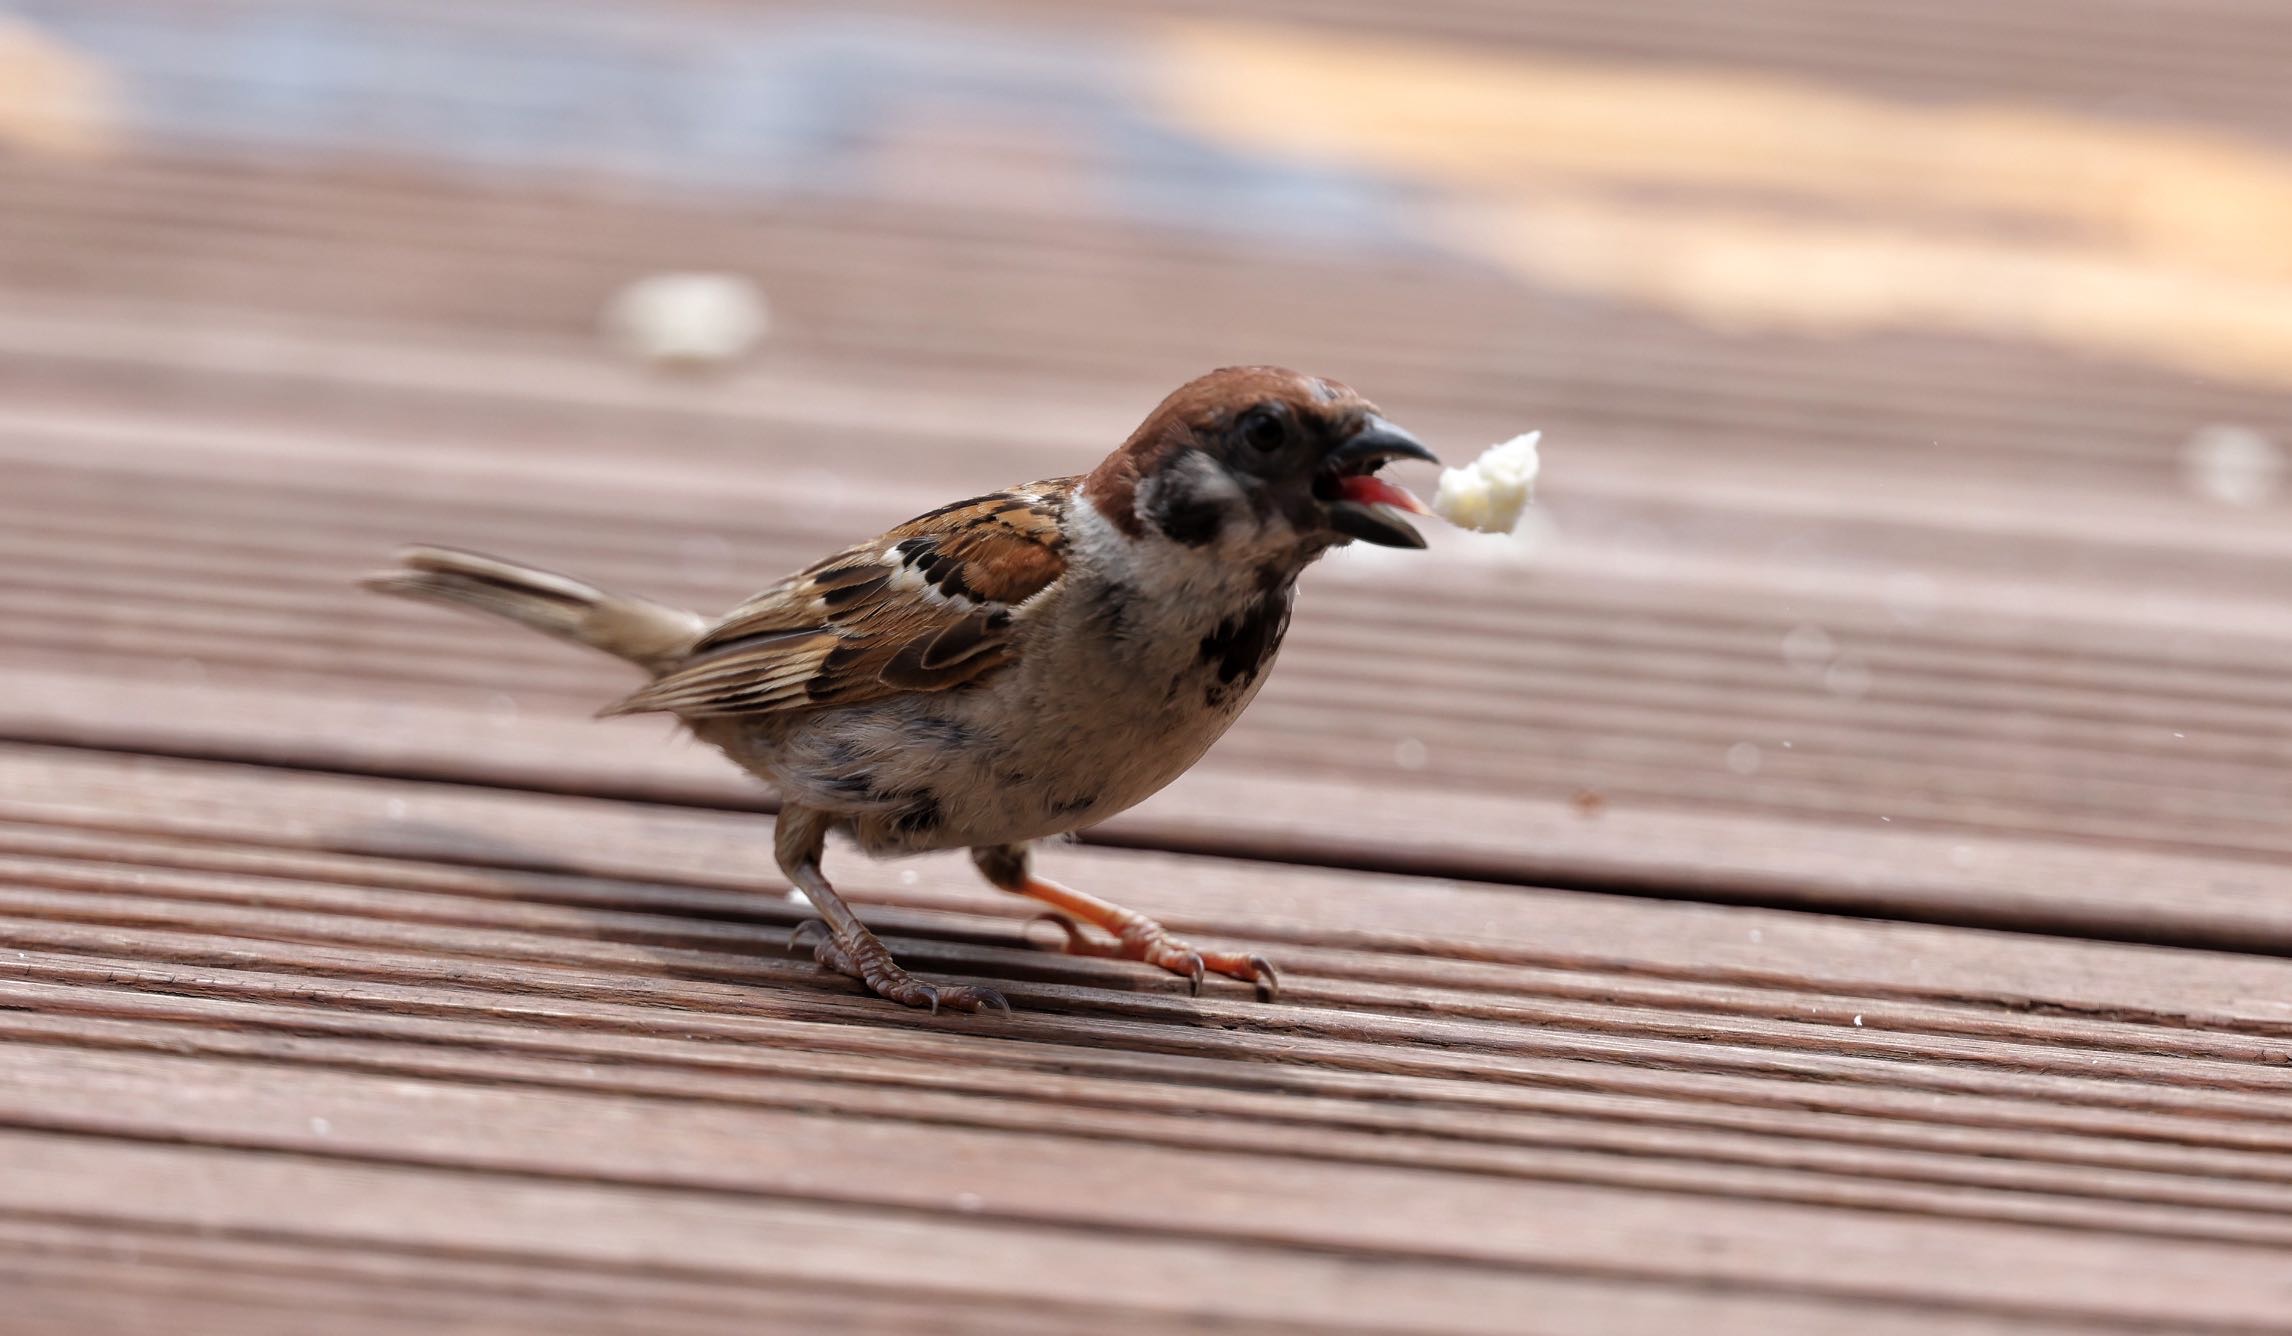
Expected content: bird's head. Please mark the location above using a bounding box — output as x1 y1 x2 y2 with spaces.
1085 367 1440 564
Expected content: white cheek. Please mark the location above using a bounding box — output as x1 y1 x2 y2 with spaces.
1078 463 1302 602
1068 489 1124 563
1072 486 1214 597
1131 452 1246 544
1171 451 1249 509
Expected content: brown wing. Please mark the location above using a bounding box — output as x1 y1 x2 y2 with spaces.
604 481 1071 718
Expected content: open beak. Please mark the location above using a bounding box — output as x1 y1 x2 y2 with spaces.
1322 418 1438 548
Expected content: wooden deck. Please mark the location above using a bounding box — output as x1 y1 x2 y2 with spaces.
4 1 2292 1331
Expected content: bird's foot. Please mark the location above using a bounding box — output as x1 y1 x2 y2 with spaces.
789 920 1009 1016
1034 912 1279 1001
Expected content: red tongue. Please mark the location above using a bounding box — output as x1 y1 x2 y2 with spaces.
1339 474 1431 515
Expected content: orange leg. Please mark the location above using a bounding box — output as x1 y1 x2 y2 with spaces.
970 845 1279 1000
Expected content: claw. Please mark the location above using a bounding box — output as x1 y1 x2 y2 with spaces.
1003 875 1278 1002
788 919 828 954
918 983 1008 1016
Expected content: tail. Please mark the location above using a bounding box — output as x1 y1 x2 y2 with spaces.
362 546 706 675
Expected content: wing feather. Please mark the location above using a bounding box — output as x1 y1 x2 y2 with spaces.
604 480 1070 718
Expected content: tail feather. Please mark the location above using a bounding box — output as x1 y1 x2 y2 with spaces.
362 546 705 674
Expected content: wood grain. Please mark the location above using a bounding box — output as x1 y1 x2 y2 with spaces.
4 756 2292 1329
2 375 2288 941
3 751 2292 1331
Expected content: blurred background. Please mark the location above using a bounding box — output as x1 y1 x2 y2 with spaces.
2 0 2289 929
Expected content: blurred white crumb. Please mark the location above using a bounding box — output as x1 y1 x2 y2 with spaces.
1432 431 1541 533
2179 424 2282 507
603 272 768 369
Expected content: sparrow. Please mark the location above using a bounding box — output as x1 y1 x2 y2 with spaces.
365 366 1438 1014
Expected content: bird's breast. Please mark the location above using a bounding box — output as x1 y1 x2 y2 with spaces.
995 567 1294 806
729 558 1298 857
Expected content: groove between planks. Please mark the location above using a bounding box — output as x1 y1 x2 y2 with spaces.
12 471 2289 710
6 436 2290 867
2 819 2285 1064
3 763 2292 1249
4 775 2291 1322
8 823 2292 1081
0 1212 1244 1336
7 1046 2292 1330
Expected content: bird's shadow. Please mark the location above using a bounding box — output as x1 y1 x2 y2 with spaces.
314 815 1193 1026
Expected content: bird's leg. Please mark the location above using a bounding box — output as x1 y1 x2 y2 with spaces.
971 844 1278 1000
777 806 1007 1015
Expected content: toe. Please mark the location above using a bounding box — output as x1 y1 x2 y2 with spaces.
1132 936 1208 994
810 936 862 980
867 972 1011 1016
930 983 1010 1016
1196 949 1282 1001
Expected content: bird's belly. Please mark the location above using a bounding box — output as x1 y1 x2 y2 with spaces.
712 656 1263 856
703 568 1292 857
976 690 1248 837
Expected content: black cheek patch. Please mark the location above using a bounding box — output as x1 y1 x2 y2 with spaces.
1147 480 1225 547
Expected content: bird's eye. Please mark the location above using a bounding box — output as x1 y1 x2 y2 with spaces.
1238 407 1287 454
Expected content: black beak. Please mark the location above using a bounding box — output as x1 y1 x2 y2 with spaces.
1325 417 1439 471
1323 417 1438 549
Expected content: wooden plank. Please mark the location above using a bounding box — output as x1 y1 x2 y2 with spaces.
7 755 2292 1178
7 621 2292 947
0 1213 1261 1336
5 153 2292 492
6 520 2290 945
0 1134 2130 1336
3 1045 2290 1329
1 755 2291 1328
12 743 2292 1032
0 341 2286 913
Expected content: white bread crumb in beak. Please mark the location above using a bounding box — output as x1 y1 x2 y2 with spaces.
1432 431 1542 533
